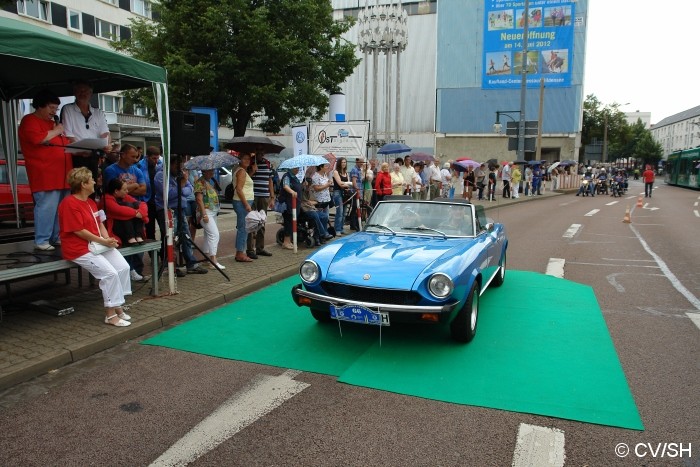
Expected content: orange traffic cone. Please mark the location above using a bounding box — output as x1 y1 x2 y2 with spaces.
622 206 631 223
636 195 643 208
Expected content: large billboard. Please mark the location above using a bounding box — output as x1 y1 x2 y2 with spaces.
483 0 575 89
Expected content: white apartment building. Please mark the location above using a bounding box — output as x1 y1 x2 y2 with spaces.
650 106 700 159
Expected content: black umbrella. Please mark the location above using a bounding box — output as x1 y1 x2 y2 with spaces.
225 136 285 154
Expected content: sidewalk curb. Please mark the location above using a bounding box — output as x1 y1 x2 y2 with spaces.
0 264 300 392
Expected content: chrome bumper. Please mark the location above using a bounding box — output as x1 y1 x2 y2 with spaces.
293 286 459 314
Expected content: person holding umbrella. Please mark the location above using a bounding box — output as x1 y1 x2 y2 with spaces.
279 167 303 249
246 149 276 259
194 168 223 269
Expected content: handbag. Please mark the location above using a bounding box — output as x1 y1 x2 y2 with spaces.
88 206 114 255
88 241 112 255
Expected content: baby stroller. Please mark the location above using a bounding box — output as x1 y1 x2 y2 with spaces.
275 209 336 248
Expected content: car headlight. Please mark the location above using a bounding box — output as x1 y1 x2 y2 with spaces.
428 273 454 299
299 260 320 283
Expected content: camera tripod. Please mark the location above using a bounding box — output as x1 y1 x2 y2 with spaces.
157 156 230 282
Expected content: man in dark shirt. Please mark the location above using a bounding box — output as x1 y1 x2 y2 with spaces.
137 146 163 240
246 150 276 258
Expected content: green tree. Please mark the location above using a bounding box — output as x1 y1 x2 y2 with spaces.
114 0 359 136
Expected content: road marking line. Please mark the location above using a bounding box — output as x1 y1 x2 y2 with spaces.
562 224 581 238
512 423 565 467
149 371 309 467
568 262 659 268
687 313 700 331
601 258 655 262
606 201 619 206
584 209 600 217
629 224 700 311
545 258 565 278
694 202 698 207
694 210 700 218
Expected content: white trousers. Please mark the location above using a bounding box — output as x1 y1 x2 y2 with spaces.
200 209 220 257
72 248 131 308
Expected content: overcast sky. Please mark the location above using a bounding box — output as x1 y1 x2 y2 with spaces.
583 0 700 124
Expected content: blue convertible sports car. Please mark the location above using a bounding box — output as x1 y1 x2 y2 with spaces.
291 197 508 342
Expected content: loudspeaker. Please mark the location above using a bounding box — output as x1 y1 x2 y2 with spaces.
170 110 210 155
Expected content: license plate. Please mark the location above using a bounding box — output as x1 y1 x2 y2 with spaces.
330 304 390 326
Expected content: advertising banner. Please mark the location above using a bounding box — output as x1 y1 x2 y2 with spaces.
308 121 369 158
483 0 575 89
292 125 308 156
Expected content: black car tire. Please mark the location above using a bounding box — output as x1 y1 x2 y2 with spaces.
450 282 479 343
491 250 506 287
310 307 332 322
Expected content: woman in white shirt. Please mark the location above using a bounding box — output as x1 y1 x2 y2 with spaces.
390 163 406 195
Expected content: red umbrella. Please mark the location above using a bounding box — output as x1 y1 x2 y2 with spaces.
456 157 472 162
323 152 337 171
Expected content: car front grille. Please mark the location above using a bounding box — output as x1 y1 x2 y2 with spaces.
321 281 421 305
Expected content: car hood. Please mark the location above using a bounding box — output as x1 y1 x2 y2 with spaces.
324 233 472 289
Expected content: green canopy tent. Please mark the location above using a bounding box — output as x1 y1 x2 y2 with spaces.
0 16 176 291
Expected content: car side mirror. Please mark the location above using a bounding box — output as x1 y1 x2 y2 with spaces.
485 223 495 232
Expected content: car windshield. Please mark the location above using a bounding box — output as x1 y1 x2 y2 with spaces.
365 201 475 237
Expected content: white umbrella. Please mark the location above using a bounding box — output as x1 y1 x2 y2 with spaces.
547 161 562 173
245 210 266 234
279 154 329 169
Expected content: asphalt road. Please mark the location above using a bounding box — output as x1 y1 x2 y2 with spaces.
0 180 698 466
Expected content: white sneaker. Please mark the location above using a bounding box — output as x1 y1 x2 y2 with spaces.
35 244 55 251
130 270 143 281
214 263 226 270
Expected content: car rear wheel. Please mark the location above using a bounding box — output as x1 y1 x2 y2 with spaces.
491 250 506 287
450 282 479 343
310 308 332 322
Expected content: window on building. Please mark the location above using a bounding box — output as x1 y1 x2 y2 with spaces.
133 105 149 117
99 0 118 6
100 95 123 113
67 8 82 32
95 19 120 41
131 0 152 18
16 0 51 22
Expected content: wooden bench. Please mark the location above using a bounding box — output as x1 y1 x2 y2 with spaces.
0 240 162 299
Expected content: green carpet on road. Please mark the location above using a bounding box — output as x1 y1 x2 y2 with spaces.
142 271 643 430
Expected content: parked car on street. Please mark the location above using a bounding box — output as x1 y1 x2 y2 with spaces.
291 197 508 342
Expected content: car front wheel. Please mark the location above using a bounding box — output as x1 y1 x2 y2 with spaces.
450 282 479 343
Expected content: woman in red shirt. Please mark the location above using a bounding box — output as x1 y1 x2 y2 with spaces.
374 162 392 202
59 167 132 327
18 89 73 251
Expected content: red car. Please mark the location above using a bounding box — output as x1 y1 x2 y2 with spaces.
0 159 34 224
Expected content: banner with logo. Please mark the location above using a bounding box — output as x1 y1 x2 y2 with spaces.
308 121 369 158
292 125 308 156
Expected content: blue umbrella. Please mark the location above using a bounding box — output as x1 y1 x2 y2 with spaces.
183 152 239 171
527 160 545 166
378 142 412 154
278 154 329 170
